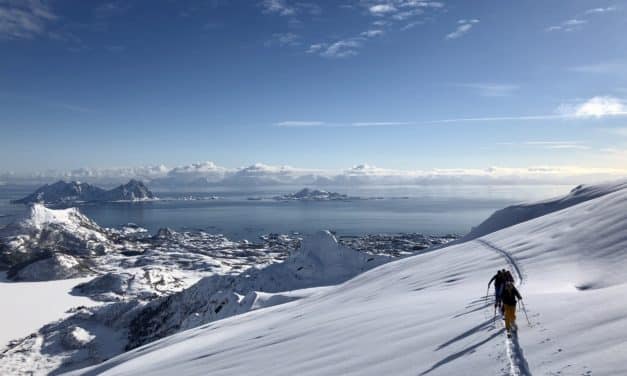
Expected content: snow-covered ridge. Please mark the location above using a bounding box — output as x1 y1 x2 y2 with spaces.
464 178 627 240
12 179 156 206
125 230 390 349
61 179 627 376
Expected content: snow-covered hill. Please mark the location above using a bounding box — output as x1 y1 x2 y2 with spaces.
463 179 627 240
13 179 156 206
65 179 627 376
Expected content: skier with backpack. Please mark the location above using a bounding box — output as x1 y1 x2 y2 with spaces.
487 270 505 310
501 281 523 337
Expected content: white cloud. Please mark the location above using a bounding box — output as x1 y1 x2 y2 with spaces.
546 18 588 32
302 1 444 59
261 0 295 16
585 7 617 14
320 38 363 58
0 0 57 39
305 43 326 54
306 36 365 59
564 96 627 118
369 4 397 15
275 97 627 128
446 19 479 40
523 141 590 150
260 0 320 17
360 29 384 38
5 161 627 187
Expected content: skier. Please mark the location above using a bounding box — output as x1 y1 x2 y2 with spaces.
503 269 515 284
501 281 523 337
487 270 505 310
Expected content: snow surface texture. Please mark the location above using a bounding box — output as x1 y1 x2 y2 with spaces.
66 179 627 376
13 179 156 206
0 273 97 351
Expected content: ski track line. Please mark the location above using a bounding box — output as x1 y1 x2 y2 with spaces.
475 239 532 376
475 239 524 286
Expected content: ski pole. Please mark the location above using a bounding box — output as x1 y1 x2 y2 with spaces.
520 299 531 326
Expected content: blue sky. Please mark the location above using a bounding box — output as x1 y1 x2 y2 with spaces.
1 0 627 178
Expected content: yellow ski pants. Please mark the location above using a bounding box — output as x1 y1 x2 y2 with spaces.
503 304 517 331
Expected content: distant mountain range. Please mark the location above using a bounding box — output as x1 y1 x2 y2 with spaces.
12 179 156 205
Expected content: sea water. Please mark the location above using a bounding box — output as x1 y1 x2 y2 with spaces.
0 185 572 241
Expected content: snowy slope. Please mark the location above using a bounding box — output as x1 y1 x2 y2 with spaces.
0 273 97 350
464 179 627 240
69 181 627 376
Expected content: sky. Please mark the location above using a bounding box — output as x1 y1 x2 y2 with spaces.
1 0 627 183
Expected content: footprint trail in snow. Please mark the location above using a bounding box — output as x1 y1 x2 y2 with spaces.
477 239 533 376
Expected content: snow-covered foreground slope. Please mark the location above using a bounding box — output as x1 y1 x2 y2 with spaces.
71 182 627 376
0 273 97 350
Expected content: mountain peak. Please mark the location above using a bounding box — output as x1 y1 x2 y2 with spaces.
12 179 156 205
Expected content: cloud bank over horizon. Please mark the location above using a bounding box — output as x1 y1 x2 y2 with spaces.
1 161 625 189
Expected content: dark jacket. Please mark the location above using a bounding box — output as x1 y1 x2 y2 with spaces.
488 272 505 288
501 285 522 306
504 271 515 283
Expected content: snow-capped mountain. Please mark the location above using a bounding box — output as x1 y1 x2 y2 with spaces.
0 204 112 279
59 179 627 376
12 179 156 206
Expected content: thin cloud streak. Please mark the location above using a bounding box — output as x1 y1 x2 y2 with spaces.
275 96 627 128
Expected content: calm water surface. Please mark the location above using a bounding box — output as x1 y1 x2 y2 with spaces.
0 185 572 241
